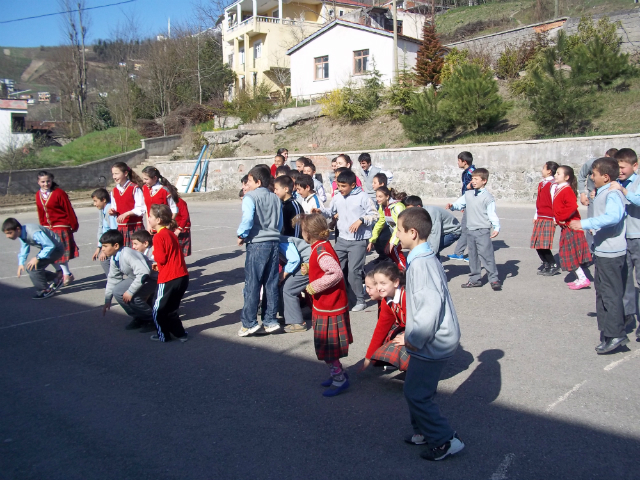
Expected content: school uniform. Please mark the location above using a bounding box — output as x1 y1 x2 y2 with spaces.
17 224 64 291
97 202 118 276
423 205 461 256
35 188 79 265
553 184 592 271
453 165 476 256
175 198 192 257
142 183 179 217
281 197 303 238
299 193 324 215
362 165 394 199
370 199 407 269
531 176 557 249
279 236 310 325
111 181 145 247
578 158 597 245
622 173 640 319
368 287 409 371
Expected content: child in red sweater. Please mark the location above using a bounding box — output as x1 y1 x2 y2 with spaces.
148 204 189 343
174 197 192 257
141 166 179 233
531 161 560 276
110 162 145 247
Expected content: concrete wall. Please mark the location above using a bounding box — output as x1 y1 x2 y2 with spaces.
140 134 182 157
154 133 640 202
564 9 640 54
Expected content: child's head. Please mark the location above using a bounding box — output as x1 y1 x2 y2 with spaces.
471 168 489 189
605 148 619 158
131 229 153 253
37 171 57 190
2 217 21 240
274 154 285 167
591 157 619 188
542 161 559 178
615 148 638 182
372 172 387 191
91 188 110 209
141 166 180 202
149 204 176 230
99 229 124 257
336 170 357 196
404 195 423 208
295 157 309 172
274 175 294 200
277 147 289 161
112 161 142 187
358 153 372 171
555 165 578 196
275 165 291 177
331 157 338 171
365 270 382 301
457 151 473 169
375 186 407 207
295 213 330 244
396 207 432 251
247 166 271 191
302 162 317 177
295 174 315 198
336 154 353 169
373 262 404 299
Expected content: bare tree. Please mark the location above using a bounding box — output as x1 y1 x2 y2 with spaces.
0 133 31 196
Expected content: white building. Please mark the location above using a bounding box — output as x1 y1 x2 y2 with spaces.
0 99 32 152
286 20 420 99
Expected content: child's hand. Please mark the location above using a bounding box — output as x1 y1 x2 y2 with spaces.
122 291 132 304
151 263 159 272
25 257 38 271
366 242 373 253
568 220 583 231
92 247 101 261
279 271 289 284
490 230 499 239
17 265 25 278
590 190 596 200
358 358 371 372
405 338 416 351
108 208 117 216
580 193 590 206
349 219 363 233
391 333 405 346
99 251 107 262
300 263 309 275
116 213 129 223
237 237 245 246
445 203 453 210
103 301 111 316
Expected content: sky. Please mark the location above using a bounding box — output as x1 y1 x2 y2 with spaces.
0 0 214 47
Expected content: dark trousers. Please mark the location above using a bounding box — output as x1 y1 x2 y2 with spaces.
374 224 392 260
536 249 555 265
152 275 189 342
453 210 467 256
241 241 280 329
28 250 63 291
594 255 627 338
622 238 640 317
404 356 455 448
113 278 156 323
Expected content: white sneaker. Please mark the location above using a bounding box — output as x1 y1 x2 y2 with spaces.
351 303 366 312
264 323 281 333
237 324 262 337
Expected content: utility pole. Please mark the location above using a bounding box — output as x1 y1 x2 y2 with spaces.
392 0 398 82
554 0 559 18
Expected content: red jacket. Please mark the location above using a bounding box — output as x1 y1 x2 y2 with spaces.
270 164 277 177
309 240 348 316
143 185 172 215
366 287 406 358
175 198 191 232
112 182 143 226
154 227 189 283
536 179 555 220
553 184 581 225
35 188 79 231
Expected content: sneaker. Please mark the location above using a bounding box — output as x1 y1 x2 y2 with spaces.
322 377 350 397
63 274 75 286
176 333 189 343
537 263 549 275
351 303 366 312
264 323 281 333
284 323 307 333
461 281 482 288
237 324 262 337
321 371 349 387
568 278 591 290
447 254 465 261
125 318 144 330
32 288 55 299
404 434 427 445
420 433 465 461
490 281 502 291
543 264 561 276
52 272 64 290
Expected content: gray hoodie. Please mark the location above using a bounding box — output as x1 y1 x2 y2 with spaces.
326 186 379 241
105 247 156 303
424 205 461 253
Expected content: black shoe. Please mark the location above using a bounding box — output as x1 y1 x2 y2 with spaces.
420 433 465 461
125 318 144 330
537 263 550 275
461 281 482 288
542 264 561 276
33 288 55 299
595 336 629 354
490 281 502 291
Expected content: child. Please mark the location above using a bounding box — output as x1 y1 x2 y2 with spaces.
446 168 502 291
569 157 629 354
368 186 407 270
147 204 189 343
131 229 155 264
359 153 393 200
237 166 283 336
302 162 327 203
277 147 289 164
271 154 285 177
35 170 79 286
274 175 303 238
3 218 64 299
275 165 292 177
404 196 461 259
394 207 464 460
174 197 192 257
239 175 249 199
279 234 310 333
91 188 118 277
295 174 324 215
109 162 145 247
448 152 475 262
295 157 308 173
299 213 352 397
323 169 379 311
101 230 157 331
141 166 179 231
531 161 560 276
553 165 592 290
332 155 362 193
372 172 387 192
328 157 338 185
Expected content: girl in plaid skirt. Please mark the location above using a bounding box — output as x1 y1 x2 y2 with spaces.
531 161 560 276
109 162 145 247
174 198 191 257
553 166 593 290
299 213 353 397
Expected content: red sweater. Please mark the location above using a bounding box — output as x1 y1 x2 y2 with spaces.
112 182 143 226
309 240 348 315
270 164 277 177
143 185 171 215
366 288 407 358
154 227 188 283
536 179 555 220
553 184 581 225
36 188 79 231
175 198 191 232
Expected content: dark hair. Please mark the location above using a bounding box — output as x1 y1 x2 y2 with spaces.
241 174 249 185
131 229 153 246
293 213 330 241
337 170 357 185
303 162 317 173
248 166 271 188
2 217 21 232
472 167 490 182
275 165 291 176
404 195 423 207
358 153 372 164
397 207 432 240
373 261 405 286
331 157 338 164
365 269 376 280
149 204 178 230
334 167 348 177
295 174 315 191
296 157 311 165
615 148 638 165
277 147 288 156
99 229 124 246
557 165 579 197
606 148 619 158
458 151 473 166
544 161 560 176
113 161 143 187
592 157 620 181
375 186 407 203
274 175 294 192
141 166 179 202
91 188 110 202
274 154 285 163
337 154 353 168
373 172 387 186
289 170 301 182
37 170 59 189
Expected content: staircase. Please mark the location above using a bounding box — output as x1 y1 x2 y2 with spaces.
134 145 196 176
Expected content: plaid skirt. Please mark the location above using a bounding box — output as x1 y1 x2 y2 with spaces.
530 218 556 249
558 226 592 272
118 223 144 248
312 311 353 362
49 227 78 264
370 323 410 371
178 231 192 257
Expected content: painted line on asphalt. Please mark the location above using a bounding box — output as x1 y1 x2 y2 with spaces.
0 264 102 280
604 349 640 371
490 453 515 480
190 244 241 254
546 381 587 412
0 306 107 330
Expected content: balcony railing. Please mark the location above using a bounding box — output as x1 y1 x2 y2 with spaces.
226 15 320 32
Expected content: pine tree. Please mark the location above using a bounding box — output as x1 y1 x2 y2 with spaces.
415 22 446 87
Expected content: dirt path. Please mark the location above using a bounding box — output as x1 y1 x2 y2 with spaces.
21 59 45 81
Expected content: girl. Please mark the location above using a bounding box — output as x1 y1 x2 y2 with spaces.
277 147 289 164
109 162 145 247
148 204 189 343
141 166 179 233
35 171 79 286
174 197 192 257
361 263 409 372
531 161 560 276
331 154 362 194
368 186 408 270
553 165 592 290
300 213 353 397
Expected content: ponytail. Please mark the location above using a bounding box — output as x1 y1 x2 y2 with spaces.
545 161 560 176
149 203 178 230
390 188 407 203
113 161 143 188
559 165 578 198
142 166 180 202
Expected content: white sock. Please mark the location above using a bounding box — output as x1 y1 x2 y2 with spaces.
60 263 71 276
575 267 587 282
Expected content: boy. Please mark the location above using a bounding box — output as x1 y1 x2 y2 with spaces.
394 207 464 461
322 170 378 311
91 188 118 276
276 165 291 177
237 166 283 336
101 229 157 330
359 153 393 200
372 172 387 192
328 157 338 185
131 229 155 264
279 234 311 333
448 151 475 262
446 168 502 291
3 217 64 299
302 162 327 203
295 174 325 215
274 175 303 238
271 154 285 177
405 196 461 258
570 157 629 354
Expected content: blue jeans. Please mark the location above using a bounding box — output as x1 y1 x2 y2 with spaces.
440 233 461 254
241 241 280 329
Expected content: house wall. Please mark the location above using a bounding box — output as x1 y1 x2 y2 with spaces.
397 11 426 40
0 109 33 151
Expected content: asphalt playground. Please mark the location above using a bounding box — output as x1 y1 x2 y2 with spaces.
1 200 639 480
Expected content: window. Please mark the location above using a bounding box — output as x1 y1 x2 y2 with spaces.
315 56 329 80
328 8 334 17
11 114 25 133
254 41 262 59
272 9 279 18
339 9 344 16
228 53 234 67
354 49 369 74
239 47 245 65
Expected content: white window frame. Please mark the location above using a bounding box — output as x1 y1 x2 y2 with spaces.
314 55 329 80
254 40 262 59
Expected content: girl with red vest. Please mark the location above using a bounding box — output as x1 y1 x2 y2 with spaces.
300 213 353 397
141 166 179 233
35 171 79 286
531 161 560 276
109 162 145 247
553 165 592 290
174 197 192 257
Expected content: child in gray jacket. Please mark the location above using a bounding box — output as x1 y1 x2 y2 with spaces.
395 207 464 461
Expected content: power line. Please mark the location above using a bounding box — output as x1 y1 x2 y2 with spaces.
0 0 137 25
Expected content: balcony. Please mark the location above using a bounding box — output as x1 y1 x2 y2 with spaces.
224 15 321 40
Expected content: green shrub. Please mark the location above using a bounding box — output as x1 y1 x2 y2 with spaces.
440 48 469 83
496 40 538 80
318 68 384 123
387 69 418 114
399 88 452 143
571 36 635 91
226 82 275 123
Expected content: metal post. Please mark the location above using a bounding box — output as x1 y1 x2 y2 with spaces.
392 0 398 82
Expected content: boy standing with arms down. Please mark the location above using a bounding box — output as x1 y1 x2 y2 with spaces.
448 152 475 262
395 207 464 461
447 168 502 291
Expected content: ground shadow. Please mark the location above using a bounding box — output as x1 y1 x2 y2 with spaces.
188 249 244 269
498 259 520 282
491 240 510 251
